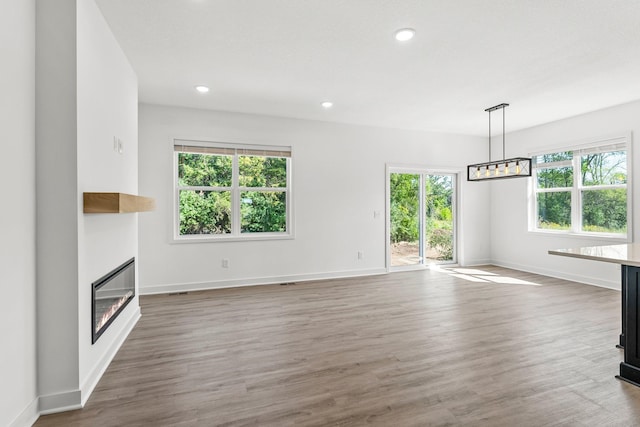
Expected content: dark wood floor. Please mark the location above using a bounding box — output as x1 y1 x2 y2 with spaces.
36 266 640 426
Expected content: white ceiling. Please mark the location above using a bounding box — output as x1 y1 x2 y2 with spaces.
95 0 640 136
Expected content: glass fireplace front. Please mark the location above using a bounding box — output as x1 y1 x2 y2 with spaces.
92 257 135 344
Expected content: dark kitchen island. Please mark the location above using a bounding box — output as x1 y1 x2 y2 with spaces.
550 244 640 387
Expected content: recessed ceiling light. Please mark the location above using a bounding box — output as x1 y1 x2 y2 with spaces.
195 85 210 93
394 28 415 42
321 101 333 109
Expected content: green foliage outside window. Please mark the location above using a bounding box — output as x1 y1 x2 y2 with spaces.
537 191 571 230
582 189 627 233
536 166 572 189
179 190 231 234
178 153 232 187
581 151 626 185
535 149 627 234
425 175 453 260
241 191 286 233
177 151 288 236
390 173 454 261
390 174 420 243
239 156 287 187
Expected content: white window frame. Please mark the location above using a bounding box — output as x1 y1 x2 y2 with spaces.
173 139 293 243
529 134 632 241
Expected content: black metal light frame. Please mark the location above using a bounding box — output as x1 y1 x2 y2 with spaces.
467 103 532 182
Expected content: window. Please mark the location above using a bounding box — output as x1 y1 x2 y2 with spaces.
174 140 291 240
531 136 629 238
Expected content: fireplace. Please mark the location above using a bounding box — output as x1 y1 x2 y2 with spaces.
92 257 135 344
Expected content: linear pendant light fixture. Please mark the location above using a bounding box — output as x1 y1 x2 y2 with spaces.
467 103 531 181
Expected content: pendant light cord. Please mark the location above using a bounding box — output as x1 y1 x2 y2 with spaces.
502 106 506 160
485 103 509 162
488 109 491 161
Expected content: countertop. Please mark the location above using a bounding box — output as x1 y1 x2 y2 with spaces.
549 243 640 267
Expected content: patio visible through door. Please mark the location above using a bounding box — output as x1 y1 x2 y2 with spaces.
389 170 456 268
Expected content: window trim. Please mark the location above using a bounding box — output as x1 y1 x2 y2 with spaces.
172 139 293 242
529 134 632 241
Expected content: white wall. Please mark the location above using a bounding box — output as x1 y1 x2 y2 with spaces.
36 0 80 410
36 0 140 414
138 104 491 294
0 0 38 425
76 0 140 403
490 100 640 289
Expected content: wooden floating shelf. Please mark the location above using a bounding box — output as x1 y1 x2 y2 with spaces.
83 192 155 214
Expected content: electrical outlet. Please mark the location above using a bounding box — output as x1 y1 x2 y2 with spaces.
222 258 229 268
374 210 381 219
357 251 364 260
117 138 124 154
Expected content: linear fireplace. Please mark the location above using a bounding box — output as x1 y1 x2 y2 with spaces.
92 257 135 344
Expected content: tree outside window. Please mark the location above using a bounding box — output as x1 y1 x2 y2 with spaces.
175 142 291 240
532 139 628 237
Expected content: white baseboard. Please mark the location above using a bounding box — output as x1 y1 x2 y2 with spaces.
80 305 141 406
38 390 82 415
39 305 141 416
8 397 39 427
461 258 492 267
490 259 619 290
140 268 388 295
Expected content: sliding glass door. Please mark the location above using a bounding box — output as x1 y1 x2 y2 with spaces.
424 174 455 264
389 173 422 266
389 170 456 269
